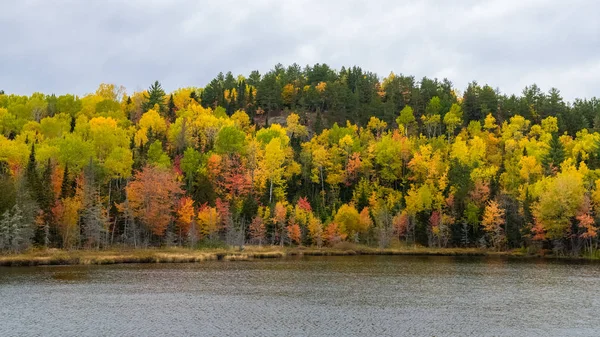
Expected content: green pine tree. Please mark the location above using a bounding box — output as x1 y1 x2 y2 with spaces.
143 80 166 113
167 94 176 122
25 144 39 196
60 165 71 199
543 133 565 173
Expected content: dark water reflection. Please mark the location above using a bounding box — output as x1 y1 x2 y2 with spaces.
1 255 599 336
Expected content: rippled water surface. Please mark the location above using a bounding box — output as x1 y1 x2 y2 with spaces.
1 255 600 336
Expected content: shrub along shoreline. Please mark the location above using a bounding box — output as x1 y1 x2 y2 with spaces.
0 245 595 267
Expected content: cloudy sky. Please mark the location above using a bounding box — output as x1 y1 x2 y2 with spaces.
1 0 599 101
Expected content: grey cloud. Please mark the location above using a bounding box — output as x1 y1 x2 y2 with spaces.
1 0 598 101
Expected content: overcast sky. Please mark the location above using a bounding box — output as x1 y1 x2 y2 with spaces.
1 0 599 101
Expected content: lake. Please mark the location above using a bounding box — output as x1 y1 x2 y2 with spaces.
1 255 599 336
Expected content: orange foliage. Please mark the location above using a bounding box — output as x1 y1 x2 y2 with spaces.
577 213 597 239
324 222 346 246
176 196 195 236
287 223 302 245
469 181 490 206
532 218 546 241
126 165 183 236
52 166 64 197
207 153 222 180
345 152 362 185
359 207 373 232
273 202 287 225
52 195 82 248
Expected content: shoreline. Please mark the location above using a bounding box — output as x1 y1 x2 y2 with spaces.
0 246 595 267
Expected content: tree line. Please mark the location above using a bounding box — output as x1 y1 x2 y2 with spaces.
1 63 599 255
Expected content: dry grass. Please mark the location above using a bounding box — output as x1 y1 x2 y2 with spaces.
0 246 288 267
0 245 548 267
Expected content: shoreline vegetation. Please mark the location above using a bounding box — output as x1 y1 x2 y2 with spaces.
1 244 598 267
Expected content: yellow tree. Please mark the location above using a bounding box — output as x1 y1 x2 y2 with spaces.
281 84 298 107
443 103 463 141
88 117 129 161
286 113 308 139
482 200 506 250
135 108 167 147
334 204 365 242
367 117 387 138
307 215 323 247
264 138 286 203
52 194 82 249
532 164 584 242
197 205 220 240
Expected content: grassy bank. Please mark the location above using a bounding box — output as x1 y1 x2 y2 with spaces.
0 244 542 267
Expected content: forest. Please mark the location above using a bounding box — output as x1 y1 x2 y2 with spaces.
1 63 600 256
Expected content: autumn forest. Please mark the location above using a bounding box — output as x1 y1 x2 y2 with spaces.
1 63 599 256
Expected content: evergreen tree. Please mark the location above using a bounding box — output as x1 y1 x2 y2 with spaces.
81 159 106 249
543 133 565 172
39 159 55 214
25 144 39 198
60 165 71 199
143 80 166 113
167 94 176 122
190 91 199 103
0 161 16 215
247 87 256 120
70 116 76 133
463 82 482 122
0 205 33 253
35 159 55 246
591 137 600 169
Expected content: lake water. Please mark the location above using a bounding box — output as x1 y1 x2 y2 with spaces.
1 255 600 336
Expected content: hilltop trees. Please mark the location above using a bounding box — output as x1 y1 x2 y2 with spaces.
0 65 600 255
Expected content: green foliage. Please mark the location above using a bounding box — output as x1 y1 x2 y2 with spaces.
396 105 415 130
147 140 171 169
1 63 599 253
215 125 246 155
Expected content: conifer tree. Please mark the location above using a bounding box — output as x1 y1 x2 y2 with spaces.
543 134 565 172
167 94 176 122
143 80 166 113
60 165 71 199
